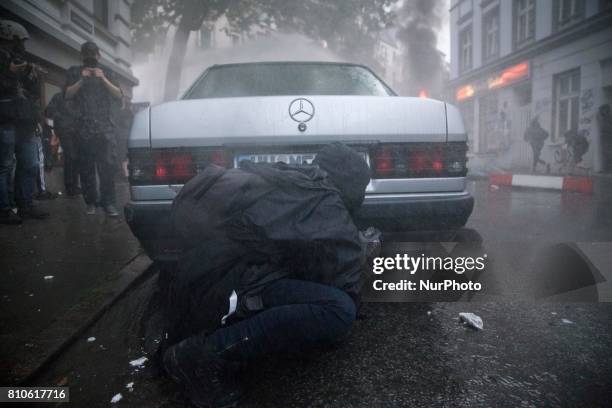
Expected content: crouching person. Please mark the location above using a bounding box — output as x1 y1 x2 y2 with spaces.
163 142 370 408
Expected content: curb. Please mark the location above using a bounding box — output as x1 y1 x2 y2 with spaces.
489 173 593 194
13 253 154 385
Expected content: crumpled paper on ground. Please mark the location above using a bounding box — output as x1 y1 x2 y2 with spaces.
459 312 484 330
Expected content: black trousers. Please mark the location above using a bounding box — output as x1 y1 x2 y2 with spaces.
531 143 545 169
58 129 80 192
77 132 117 206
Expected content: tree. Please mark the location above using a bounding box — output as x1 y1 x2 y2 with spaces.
131 0 397 101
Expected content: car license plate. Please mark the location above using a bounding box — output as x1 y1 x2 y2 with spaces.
236 153 317 165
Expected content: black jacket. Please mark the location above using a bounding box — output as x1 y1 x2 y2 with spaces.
64 65 121 134
164 159 366 347
0 48 40 128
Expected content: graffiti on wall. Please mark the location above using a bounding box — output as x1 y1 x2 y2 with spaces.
579 89 595 139
581 89 595 114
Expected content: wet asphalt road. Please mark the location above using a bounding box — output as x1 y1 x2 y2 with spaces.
33 179 612 407
0 175 140 384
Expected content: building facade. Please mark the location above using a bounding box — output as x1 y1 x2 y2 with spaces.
449 0 612 174
1 0 138 108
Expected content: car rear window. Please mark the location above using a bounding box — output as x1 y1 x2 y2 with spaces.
184 63 393 99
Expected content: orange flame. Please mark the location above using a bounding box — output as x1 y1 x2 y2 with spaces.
456 85 475 101
488 62 529 90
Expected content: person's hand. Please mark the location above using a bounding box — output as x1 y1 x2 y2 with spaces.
92 68 105 79
81 68 92 77
9 61 28 73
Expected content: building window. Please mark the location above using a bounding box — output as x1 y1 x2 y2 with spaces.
199 28 212 49
553 69 581 141
459 26 473 73
514 0 535 48
554 0 585 31
458 0 473 19
482 8 500 62
93 0 108 27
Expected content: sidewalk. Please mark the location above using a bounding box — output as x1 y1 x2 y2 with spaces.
0 169 148 384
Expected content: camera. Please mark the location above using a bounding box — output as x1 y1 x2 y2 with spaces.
83 57 98 68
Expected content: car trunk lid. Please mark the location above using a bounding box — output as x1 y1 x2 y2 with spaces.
148 95 449 148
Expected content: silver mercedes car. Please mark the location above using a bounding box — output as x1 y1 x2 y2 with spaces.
125 62 473 261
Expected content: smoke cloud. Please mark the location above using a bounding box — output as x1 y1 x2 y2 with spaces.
132 31 343 104
395 0 447 97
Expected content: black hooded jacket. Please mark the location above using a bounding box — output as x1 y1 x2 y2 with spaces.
164 144 370 346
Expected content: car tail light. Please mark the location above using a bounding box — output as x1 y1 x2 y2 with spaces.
409 150 427 173
155 152 195 183
374 145 394 177
371 142 468 179
129 148 230 185
209 150 228 167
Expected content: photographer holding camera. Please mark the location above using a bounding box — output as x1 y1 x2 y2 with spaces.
0 20 49 224
65 41 122 217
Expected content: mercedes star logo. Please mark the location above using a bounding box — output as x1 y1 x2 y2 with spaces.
288 98 315 123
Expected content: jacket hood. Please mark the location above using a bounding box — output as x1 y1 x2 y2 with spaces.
313 142 370 212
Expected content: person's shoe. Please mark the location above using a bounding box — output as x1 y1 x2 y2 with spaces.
163 338 243 408
104 205 119 217
86 204 96 215
17 206 49 220
0 209 22 225
34 191 57 200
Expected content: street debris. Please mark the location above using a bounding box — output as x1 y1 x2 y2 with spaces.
459 312 484 330
43 275 54 280
129 356 148 367
126 382 134 392
87 337 96 343
561 318 574 324
110 393 123 403
490 184 500 191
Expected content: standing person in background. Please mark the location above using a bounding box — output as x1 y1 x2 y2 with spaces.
46 91 81 196
564 129 589 173
597 104 612 172
64 41 122 216
33 121 57 200
524 116 550 173
113 95 134 180
0 20 49 224
498 102 512 150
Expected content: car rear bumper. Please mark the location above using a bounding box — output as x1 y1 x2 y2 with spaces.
125 191 474 261
354 191 474 230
